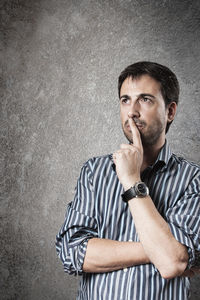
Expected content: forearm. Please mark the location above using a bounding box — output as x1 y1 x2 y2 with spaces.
83 238 150 273
113 115 191 279
128 195 188 279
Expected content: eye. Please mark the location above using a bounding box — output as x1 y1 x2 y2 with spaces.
140 96 151 103
121 97 130 104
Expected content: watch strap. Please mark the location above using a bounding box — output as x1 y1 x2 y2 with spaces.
121 182 149 202
121 187 137 202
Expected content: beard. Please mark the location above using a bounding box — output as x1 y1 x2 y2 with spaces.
123 118 165 146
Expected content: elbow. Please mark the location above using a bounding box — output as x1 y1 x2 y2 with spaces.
158 245 189 279
159 259 188 280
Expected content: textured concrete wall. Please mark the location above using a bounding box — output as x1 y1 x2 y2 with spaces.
1 0 200 299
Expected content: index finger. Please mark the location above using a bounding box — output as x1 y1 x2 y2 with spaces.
128 114 142 149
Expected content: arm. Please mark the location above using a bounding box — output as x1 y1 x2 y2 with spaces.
83 238 149 273
127 194 188 279
56 160 150 275
56 162 99 275
113 116 189 279
56 207 150 275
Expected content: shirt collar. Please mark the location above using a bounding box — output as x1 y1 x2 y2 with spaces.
153 140 172 166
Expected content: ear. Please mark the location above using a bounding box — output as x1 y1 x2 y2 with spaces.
166 102 177 123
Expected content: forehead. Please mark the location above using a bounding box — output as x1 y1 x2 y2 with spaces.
120 75 162 97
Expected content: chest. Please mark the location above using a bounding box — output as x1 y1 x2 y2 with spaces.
93 165 186 241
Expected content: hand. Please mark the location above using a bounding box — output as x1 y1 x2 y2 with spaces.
113 114 143 190
181 267 200 277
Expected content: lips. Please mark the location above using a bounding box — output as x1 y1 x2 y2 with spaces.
126 122 144 130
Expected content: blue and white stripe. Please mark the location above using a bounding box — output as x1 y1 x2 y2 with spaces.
56 141 200 300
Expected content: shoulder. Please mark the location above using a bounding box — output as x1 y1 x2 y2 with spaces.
80 153 114 177
171 153 200 178
171 153 200 169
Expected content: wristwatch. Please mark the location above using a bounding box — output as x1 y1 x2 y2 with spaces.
121 182 149 202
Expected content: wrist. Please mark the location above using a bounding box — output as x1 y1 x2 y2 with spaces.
122 177 141 191
122 182 149 202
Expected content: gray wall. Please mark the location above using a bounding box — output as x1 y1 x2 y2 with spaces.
1 0 200 299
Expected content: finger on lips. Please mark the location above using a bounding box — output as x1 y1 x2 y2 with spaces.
128 115 142 149
113 112 143 162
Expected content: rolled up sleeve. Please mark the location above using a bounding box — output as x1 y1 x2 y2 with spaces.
166 174 200 268
56 160 98 275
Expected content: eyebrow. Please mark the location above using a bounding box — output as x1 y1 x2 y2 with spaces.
120 94 131 100
120 93 156 100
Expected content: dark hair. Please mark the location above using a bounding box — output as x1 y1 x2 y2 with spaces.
118 61 180 133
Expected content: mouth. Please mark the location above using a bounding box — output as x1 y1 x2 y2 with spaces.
125 120 144 131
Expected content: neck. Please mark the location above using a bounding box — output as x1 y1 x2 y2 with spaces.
141 139 165 172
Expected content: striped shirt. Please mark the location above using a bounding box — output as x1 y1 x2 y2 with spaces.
56 141 200 300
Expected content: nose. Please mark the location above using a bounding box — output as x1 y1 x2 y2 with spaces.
129 100 140 118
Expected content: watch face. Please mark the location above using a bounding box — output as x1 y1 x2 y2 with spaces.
136 182 148 196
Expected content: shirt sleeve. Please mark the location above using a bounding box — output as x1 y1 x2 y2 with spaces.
55 160 98 275
165 172 200 269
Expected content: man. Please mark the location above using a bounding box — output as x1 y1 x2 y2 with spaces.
56 61 200 299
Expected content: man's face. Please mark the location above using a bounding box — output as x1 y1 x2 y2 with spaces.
120 75 171 147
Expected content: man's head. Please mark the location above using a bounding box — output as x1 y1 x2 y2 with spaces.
118 61 179 147
118 61 179 134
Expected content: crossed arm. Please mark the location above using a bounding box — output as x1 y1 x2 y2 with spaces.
83 115 199 279
83 211 189 279
83 238 199 278
83 239 149 273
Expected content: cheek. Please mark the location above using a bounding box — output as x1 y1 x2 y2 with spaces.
120 108 126 123
157 103 167 118
151 110 167 130
120 104 130 117
158 108 168 125
150 106 167 123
